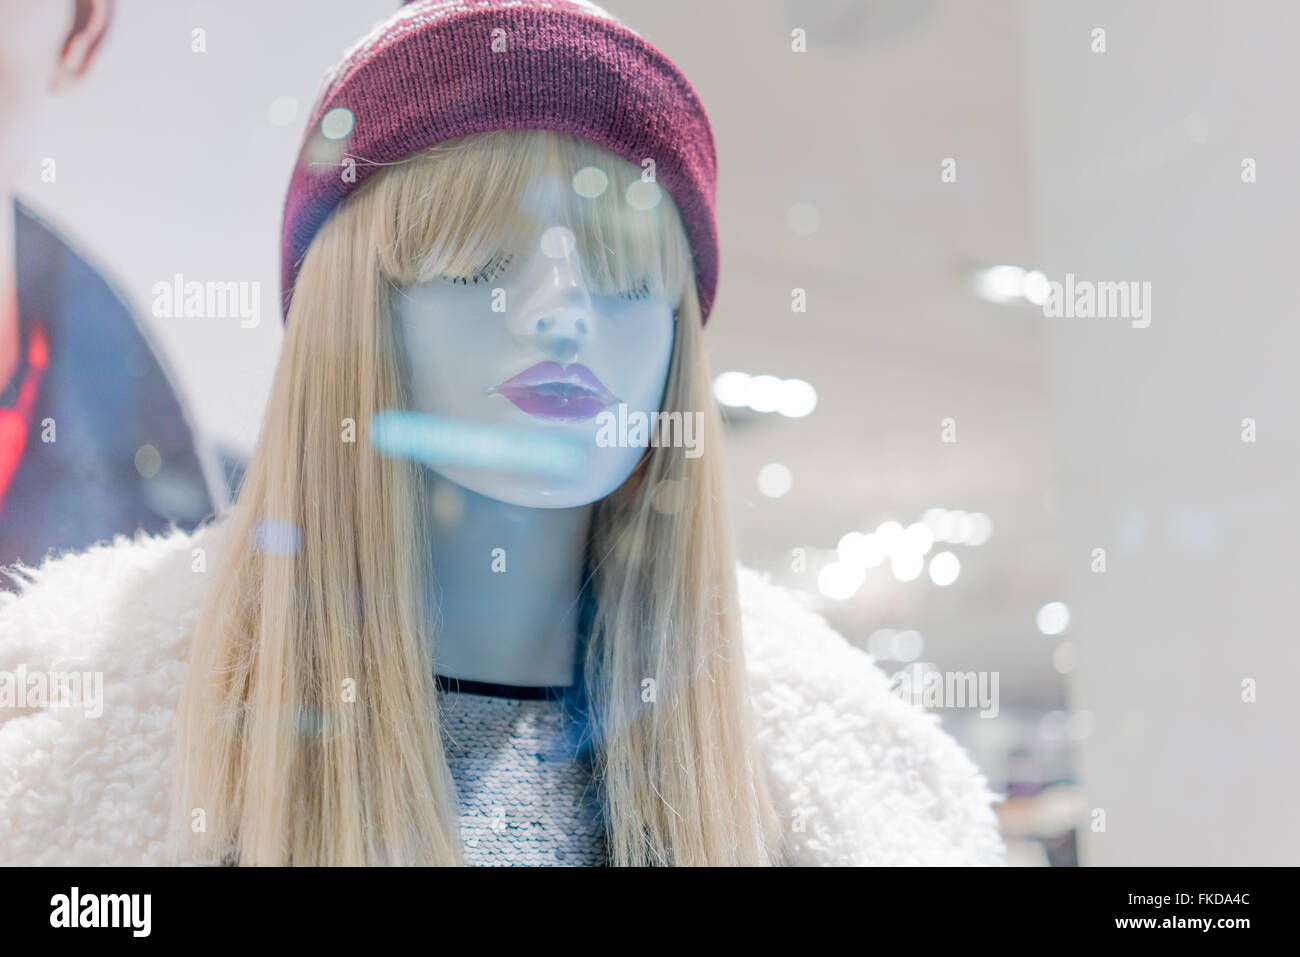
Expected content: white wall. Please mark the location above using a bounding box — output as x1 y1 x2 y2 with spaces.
1019 0 1300 864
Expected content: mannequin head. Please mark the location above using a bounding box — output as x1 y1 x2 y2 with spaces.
390 132 685 507
174 129 780 867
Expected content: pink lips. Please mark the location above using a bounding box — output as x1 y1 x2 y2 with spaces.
490 361 621 422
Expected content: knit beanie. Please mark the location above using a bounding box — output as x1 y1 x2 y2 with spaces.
280 0 719 322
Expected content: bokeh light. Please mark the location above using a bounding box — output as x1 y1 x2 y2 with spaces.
890 550 923 582
712 371 751 407
710 371 818 417
904 521 935 555
625 179 661 210
838 530 885 568
1037 601 1071 636
571 165 608 199
134 444 161 478
965 512 994 545
1039 710 1069 741
747 375 783 414
929 550 960 586
540 225 576 259
866 628 896 658
757 463 793 498
894 629 925 662
778 379 818 417
818 561 864 600
320 107 354 140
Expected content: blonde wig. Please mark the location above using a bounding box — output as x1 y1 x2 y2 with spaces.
171 130 782 866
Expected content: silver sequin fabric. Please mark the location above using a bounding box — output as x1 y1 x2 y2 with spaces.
438 686 606 866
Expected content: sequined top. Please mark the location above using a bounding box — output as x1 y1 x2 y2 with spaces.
437 678 606 866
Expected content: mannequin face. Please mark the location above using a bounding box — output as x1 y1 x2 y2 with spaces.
395 175 676 508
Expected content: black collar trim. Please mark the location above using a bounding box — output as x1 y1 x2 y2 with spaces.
434 673 576 701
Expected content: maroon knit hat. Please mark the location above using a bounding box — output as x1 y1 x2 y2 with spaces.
280 0 719 322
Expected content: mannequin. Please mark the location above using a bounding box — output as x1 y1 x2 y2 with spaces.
171 128 780 867
393 166 676 688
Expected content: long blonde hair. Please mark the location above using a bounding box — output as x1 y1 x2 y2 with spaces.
171 130 782 866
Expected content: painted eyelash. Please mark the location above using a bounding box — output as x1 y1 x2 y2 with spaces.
616 277 653 301
445 254 652 300
445 252 513 285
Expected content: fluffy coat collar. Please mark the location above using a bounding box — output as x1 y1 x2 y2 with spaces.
0 522 1005 866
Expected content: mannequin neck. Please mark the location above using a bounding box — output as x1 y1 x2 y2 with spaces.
426 471 592 688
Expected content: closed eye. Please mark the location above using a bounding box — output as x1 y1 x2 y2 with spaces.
615 277 653 301
443 251 513 286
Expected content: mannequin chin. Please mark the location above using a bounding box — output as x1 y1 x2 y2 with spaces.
394 179 676 509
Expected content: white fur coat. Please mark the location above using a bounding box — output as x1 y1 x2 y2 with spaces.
0 522 1005 866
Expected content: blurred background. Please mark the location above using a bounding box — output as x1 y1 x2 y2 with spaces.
16 0 1299 865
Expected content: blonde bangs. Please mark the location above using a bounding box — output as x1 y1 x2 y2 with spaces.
369 129 692 307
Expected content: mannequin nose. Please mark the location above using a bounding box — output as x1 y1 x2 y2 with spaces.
525 308 591 363
512 225 595 362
